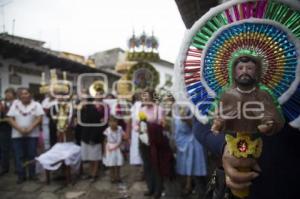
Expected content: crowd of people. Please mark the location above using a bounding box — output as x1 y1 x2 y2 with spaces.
0 77 299 199
0 86 208 199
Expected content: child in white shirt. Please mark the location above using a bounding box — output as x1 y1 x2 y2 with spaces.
103 116 124 183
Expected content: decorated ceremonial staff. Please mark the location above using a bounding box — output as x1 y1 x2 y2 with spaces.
52 71 73 143
174 0 300 198
40 70 73 144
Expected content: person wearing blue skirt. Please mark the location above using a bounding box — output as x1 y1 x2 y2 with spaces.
174 113 207 196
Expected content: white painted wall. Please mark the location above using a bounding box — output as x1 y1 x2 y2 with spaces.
0 57 46 97
150 61 174 88
0 56 78 98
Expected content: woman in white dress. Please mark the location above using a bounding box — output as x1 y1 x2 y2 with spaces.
129 99 143 165
125 94 143 181
41 95 57 150
103 116 124 183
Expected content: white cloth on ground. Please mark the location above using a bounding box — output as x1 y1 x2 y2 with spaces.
35 142 81 171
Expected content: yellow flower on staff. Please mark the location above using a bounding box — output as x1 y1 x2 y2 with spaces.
253 138 263 158
225 133 263 158
138 111 148 122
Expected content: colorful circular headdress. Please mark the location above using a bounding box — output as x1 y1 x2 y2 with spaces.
174 0 300 129
127 62 159 90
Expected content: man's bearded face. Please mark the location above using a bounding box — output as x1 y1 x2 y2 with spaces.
234 61 257 86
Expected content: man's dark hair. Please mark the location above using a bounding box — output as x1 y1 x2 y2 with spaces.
109 115 118 123
232 55 262 83
143 88 156 101
17 87 31 98
4 87 16 97
233 56 260 68
17 87 31 93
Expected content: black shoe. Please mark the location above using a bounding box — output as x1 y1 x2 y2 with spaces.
28 176 38 181
181 188 193 197
89 176 98 183
115 179 123 184
0 170 9 176
153 193 161 199
81 175 92 180
144 191 153 196
16 177 26 184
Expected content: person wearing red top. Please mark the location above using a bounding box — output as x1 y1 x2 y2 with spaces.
139 89 175 199
0 88 16 175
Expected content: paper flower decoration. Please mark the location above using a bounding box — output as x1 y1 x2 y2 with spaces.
225 133 263 159
225 132 263 198
138 111 148 122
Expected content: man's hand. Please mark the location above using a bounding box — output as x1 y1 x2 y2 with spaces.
257 120 274 135
18 127 28 135
18 127 32 135
23 127 33 135
222 144 261 190
211 118 223 135
7 117 34 135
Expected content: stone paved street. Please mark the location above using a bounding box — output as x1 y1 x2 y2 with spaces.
0 163 202 199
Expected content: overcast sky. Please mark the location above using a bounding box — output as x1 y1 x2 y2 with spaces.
1 0 186 62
